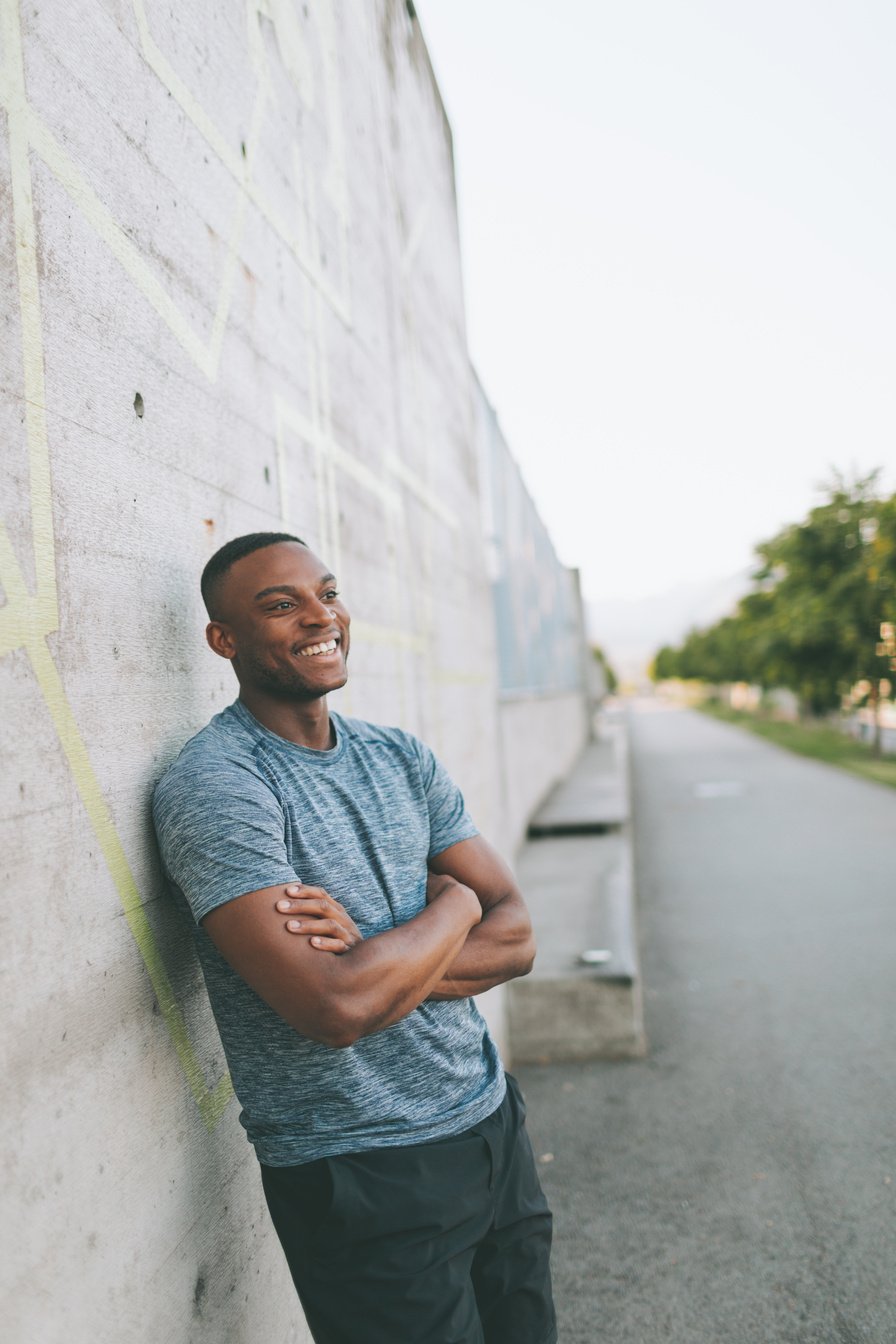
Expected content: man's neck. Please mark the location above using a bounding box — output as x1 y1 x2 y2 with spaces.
238 690 335 750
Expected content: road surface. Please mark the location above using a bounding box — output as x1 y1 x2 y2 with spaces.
518 702 896 1343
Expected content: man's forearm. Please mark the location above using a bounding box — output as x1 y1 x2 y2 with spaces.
305 885 480 1043
206 879 481 1049
427 897 536 1000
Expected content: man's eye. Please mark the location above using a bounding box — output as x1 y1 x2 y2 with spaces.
323 590 340 600
271 601 294 610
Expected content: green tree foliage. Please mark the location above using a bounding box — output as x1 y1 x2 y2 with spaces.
590 644 618 693
651 473 896 722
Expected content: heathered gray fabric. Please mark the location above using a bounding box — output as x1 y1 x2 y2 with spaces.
152 700 505 1165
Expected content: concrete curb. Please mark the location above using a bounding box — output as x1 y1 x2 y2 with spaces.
508 707 646 1062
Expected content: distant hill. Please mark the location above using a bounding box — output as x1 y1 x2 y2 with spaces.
586 571 752 686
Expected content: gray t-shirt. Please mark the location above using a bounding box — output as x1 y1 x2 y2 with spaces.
152 700 505 1166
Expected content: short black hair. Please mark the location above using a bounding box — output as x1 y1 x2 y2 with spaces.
201 531 306 618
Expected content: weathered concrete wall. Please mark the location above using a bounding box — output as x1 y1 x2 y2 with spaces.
474 377 589 854
0 3 585 1340
498 691 589 856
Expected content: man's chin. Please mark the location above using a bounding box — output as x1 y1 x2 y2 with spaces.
243 651 349 701
279 669 349 700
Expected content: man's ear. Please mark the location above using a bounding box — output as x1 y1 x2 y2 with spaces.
206 621 237 660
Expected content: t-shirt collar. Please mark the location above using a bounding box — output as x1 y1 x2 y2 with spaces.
231 698 346 761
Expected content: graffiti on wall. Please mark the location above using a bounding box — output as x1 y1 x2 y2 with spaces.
476 389 583 696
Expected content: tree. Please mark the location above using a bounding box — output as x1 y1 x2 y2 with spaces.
752 472 893 733
649 472 896 743
590 644 618 693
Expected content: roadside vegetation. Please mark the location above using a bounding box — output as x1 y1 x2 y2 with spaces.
700 701 896 790
650 472 896 755
590 643 618 694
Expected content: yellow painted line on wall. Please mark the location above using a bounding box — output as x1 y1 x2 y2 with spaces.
131 0 351 324
330 439 402 513
1 0 233 1129
0 3 266 390
351 620 427 654
274 396 317 451
23 108 227 380
208 204 245 377
273 389 329 550
27 634 234 1131
431 669 490 687
386 452 459 531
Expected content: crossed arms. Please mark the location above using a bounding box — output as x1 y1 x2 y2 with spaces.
202 836 536 1049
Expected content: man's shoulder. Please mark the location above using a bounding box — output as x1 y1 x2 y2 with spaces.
336 713 427 761
154 703 260 802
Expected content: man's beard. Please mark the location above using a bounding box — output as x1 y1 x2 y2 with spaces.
241 649 346 700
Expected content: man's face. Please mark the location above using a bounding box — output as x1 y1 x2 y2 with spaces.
208 542 350 700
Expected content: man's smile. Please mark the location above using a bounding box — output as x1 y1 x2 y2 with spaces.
297 638 341 658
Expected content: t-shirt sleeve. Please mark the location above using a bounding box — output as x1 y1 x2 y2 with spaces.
411 738 479 859
152 755 299 925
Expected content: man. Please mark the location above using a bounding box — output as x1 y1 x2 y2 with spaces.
153 531 555 1344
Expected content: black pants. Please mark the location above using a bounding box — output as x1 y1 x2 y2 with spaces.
260 1074 556 1344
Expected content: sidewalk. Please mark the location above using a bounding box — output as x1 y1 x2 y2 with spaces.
508 706 645 1062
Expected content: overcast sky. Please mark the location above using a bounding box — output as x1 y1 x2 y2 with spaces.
417 0 896 602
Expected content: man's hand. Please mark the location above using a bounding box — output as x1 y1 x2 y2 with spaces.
278 874 480 954
277 883 363 954
425 869 478 910
426 870 483 924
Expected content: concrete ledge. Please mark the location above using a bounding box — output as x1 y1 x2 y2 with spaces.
509 710 646 1062
527 722 629 836
509 977 645 1063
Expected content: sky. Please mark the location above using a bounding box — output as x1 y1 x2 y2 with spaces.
417 0 896 604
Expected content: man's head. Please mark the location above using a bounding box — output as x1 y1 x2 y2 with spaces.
201 532 350 701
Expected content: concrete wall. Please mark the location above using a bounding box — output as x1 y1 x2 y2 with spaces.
474 378 589 853
0 3 586 1340
497 691 589 857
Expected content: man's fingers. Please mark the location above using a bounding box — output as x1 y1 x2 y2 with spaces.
280 897 337 917
277 888 331 912
276 888 364 944
308 935 351 953
285 917 359 945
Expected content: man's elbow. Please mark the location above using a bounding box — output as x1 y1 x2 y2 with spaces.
494 933 536 984
518 936 537 978
508 899 536 977
290 994 369 1049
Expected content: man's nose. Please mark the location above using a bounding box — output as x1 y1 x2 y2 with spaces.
301 595 335 625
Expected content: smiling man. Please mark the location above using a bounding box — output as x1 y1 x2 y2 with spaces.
152 532 556 1344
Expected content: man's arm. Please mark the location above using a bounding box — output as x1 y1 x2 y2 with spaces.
424 836 536 1000
203 878 481 1047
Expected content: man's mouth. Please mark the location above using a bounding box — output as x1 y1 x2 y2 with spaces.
298 638 340 658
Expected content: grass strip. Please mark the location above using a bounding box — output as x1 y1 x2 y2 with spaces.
699 703 896 791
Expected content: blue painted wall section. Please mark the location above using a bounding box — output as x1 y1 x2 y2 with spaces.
476 381 583 696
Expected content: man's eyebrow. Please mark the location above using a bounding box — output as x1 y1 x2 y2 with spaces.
253 576 337 601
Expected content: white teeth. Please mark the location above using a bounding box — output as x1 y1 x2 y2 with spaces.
300 639 338 657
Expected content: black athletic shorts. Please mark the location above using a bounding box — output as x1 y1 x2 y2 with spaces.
260 1072 556 1344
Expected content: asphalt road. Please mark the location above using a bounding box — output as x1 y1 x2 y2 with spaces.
517 702 896 1344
